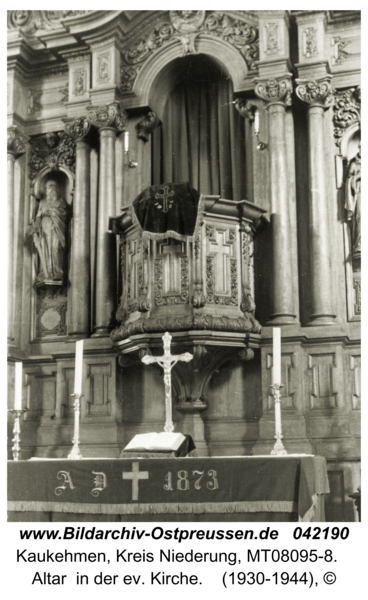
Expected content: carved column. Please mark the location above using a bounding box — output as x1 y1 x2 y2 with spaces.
296 77 336 326
65 118 95 337
7 127 27 343
87 104 127 336
254 77 297 325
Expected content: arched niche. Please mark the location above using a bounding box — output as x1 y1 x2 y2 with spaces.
33 166 74 206
130 36 249 118
340 122 360 162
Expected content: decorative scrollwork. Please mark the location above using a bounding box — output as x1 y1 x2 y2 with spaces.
136 112 161 142
234 99 256 121
111 312 258 343
65 117 91 140
255 77 293 107
28 132 76 182
295 77 334 109
120 11 259 93
87 104 127 132
333 87 361 149
7 127 28 156
204 12 259 69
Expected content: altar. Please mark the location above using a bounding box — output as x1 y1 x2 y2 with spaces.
8 455 329 523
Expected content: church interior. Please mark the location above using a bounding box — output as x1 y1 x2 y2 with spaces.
7 10 361 522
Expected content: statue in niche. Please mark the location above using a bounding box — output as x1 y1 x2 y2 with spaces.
27 180 69 285
345 143 361 262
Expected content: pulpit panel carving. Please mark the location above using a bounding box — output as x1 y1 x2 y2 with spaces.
206 226 238 306
349 355 361 410
127 236 142 312
155 239 189 306
308 354 338 409
86 364 112 416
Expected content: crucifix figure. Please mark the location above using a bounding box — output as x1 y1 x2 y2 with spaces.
155 186 175 213
141 332 193 432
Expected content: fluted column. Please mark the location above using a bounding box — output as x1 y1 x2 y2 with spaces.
65 118 96 337
254 77 297 325
296 76 336 326
87 104 127 336
7 127 28 343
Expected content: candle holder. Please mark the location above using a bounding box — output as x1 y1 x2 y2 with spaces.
270 384 287 456
8 408 28 461
68 393 83 459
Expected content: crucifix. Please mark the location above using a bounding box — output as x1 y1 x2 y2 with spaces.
155 185 175 213
141 332 193 432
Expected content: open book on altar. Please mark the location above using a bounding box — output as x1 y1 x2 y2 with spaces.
124 432 186 452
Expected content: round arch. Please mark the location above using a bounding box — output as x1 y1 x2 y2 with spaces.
132 36 249 118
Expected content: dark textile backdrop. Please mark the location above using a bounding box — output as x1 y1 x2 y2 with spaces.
151 57 247 201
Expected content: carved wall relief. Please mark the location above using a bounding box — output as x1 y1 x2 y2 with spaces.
120 11 259 92
74 68 86 95
308 353 338 409
303 27 318 58
28 132 76 182
7 10 91 36
264 23 278 54
36 290 67 337
333 87 361 151
98 53 110 83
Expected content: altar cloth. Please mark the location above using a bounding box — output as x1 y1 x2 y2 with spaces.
8 456 329 523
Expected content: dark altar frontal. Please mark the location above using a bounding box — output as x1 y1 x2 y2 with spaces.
8 456 329 523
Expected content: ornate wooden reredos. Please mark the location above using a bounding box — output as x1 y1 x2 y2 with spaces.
7 10 361 480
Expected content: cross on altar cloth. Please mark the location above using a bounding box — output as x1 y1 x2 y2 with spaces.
122 462 149 501
142 332 193 433
155 185 175 212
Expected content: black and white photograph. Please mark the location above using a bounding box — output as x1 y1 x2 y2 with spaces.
6 5 363 597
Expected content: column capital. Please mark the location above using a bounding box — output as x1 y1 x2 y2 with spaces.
86 103 127 132
254 75 293 108
7 127 28 157
64 117 97 142
234 99 257 122
295 75 334 109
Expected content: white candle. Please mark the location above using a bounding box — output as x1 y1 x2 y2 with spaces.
272 328 281 386
74 340 84 395
124 131 129 153
14 362 23 409
254 108 260 135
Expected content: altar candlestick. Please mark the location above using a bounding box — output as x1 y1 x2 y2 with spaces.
14 362 23 409
124 131 129 153
272 328 281 385
74 340 83 395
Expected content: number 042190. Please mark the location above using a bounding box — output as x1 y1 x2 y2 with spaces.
293 527 349 540
164 470 219 491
